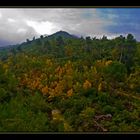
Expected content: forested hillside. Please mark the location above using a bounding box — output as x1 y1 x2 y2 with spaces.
1 31 140 132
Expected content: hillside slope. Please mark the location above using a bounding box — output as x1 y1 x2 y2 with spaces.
0 32 140 132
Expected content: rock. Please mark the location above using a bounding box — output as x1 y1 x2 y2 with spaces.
52 109 61 115
95 114 112 121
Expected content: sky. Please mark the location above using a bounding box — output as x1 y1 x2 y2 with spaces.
0 8 140 47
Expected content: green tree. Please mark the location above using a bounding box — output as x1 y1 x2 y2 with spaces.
104 61 127 82
40 35 44 39
124 34 137 72
85 36 92 53
113 35 125 62
56 36 65 47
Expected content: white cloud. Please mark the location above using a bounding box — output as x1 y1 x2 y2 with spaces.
0 12 2 18
26 20 61 35
0 8 117 46
17 28 27 33
7 18 16 23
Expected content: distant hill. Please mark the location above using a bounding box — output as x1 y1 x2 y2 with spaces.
0 31 80 60
0 31 78 49
46 30 79 39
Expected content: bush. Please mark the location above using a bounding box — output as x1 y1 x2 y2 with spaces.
127 68 140 93
102 105 115 114
25 92 52 114
57 95 91 114
0 88 9 103
0 95 51 131
97 92 111 105
104 61 127 82
82 88 98 98
79 107 95 119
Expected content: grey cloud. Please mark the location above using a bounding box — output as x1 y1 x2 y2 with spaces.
0 9 40 46
0 8 115 46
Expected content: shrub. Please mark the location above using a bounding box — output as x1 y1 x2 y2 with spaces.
102 105 115 114
0 95 51 131
104 61 127 82
79 107 95 119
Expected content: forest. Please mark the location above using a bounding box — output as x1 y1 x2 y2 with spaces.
0 31 140 132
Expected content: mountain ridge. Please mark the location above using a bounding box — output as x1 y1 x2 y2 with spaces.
0 30 79 48
46 30 79 39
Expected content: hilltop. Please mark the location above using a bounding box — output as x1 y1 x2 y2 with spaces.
47 30 79 39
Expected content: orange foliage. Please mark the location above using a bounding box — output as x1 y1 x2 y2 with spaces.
41 86 49 95
67 89 73 97
83 80 92 89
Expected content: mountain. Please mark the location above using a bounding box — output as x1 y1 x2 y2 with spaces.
0 31 78 48
46 30 79 39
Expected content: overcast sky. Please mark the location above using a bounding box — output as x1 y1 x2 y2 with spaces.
0 8 140 47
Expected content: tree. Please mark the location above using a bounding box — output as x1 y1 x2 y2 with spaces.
101 35 108 41
126 34 136 47
11 48 17 55
44 40 51 50
86 36 92 45
36 39 41 46
56 36 65 47
124 34 137 72
85 36 92 53
26 39 30 43
127 67 140 92
39 40 52 54
104 61 127 82
33 36 35 41
65 46 73 57
134 43 140 66
112 34 137 73
40 35 44 39
113 35 125 62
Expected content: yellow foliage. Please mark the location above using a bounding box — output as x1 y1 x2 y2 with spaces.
50 81 57 88
66 68 73 75
54 84 64 95
83 80 92 89
38 84 43 90
105 60 112 66
24 73 28 77
96 60 107 67
96 60 101 63
41 86 49 95
4 70 8 74
58 68 63 76
93 66 97 74
98 82 102 92
67 89 73 97
68 60 71 65
3 64 8 69
40 73 46 78
55 66 62 73
73 82 81 92
130 84 135 89
52 109 63 121
64 121 73 131
49 89 55 96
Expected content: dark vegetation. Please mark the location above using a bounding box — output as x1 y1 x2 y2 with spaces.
0 31 140 132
